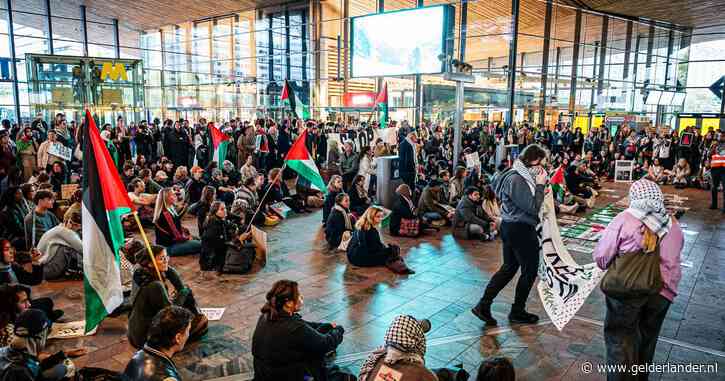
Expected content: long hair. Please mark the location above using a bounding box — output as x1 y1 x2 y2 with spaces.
327 175 342 192
261 280 300 321
200 185 216 205
152 187 174 223
204 201 225 228
355 205 384 231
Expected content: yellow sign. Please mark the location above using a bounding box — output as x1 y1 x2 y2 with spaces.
100 62 128 81
702 118 720 132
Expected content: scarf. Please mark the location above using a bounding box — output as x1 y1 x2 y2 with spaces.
15 137 33 155
0 261 17 284
359 315 426 380
333 204 352 230
512 159 537 195
625 178 671 238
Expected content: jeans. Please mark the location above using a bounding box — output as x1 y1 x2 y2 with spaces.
711 167 725 209
166 239 202 257
43 246 83 280
604 294 670 381
478 221 540 313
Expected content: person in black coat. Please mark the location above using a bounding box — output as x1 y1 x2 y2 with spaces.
346 206 413 274
325 193 353 250
163 122 191 168
200 201 237 272
398 131 418 191
322 175 343 225
348 175 371 216
153 187 201 257
389 184 419 237
252 280 345 381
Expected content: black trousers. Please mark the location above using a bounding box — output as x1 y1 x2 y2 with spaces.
478 221 539 313
711 167 725 209
603 293 670 381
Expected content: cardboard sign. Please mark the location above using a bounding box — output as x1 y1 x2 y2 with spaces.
465 152 481 169
269 201 292 219
199 308 225 321
250 225 268 267
48 142 72 161
60 183 79 200
614 160 634 182
679 132 693 147
48 320 97 339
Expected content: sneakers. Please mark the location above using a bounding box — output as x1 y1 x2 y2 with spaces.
471 304 498 326
508 310 539 324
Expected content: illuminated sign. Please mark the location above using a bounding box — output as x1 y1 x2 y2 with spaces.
343 92 376 108
100 62 128 81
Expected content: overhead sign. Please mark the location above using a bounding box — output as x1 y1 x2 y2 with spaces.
100 62 128 81
343 92 376 108
709 76 724 100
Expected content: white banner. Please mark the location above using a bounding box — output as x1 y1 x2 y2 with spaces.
48 142 72 161
537 192 606 331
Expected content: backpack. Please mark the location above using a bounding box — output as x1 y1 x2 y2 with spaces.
222 241 255 274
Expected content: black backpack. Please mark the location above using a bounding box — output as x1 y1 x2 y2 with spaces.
222 241 255 274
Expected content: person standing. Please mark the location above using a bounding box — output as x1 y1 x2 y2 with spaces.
709 133 725 212
592 179 683 381
471 144 548 326
398 131 418 192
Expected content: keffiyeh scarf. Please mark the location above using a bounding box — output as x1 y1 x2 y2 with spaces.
358 315 427 380
333 204 352 230
626 178 671 238
513 159 537 196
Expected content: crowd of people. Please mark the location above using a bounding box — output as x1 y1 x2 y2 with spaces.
0 108 719 380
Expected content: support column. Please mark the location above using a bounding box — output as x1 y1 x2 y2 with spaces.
505 0 520 127
538 0 552 128
645 22 655 85
159 28 167 119
597 16 608 97
45 0 54 54
459 0 468 61
568 9 582 113
284 10 291 80
113 19 121 59
343 0 350 94
80 5 89 57
554 46 560 95
622 21 633 81
6 0 20 121
413 0 424 127
664 29 674 88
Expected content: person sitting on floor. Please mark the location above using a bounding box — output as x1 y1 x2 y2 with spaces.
0 284 66 348
23 190 59 250
322 175 343 226
123 306 194 381
346 206 414 275
127 244 208 349
325 193 354 251
252 280 350 381
389 184 422 238
453 187 495 242
264 168 307 214
418 180 453 227
358 315 436 381
348 174 372 216
0 309 76 381
35 211 83 280
235 176 266 226
127 178 157 226
153 187 201 257
670 158 691 189
646 158 668 184
481 185 502 230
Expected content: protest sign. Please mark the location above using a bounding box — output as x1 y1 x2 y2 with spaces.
48 142 72 161
465 152 481 169
48 320 97 339
537 193 606 330
61 183 79 200
614 160 634 182
200 308 225 321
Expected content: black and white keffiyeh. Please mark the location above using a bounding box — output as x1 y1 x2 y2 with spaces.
513 159 537 195
358 315 427 380
626 178 672 238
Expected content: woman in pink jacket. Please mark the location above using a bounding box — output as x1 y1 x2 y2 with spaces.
593 179 683 381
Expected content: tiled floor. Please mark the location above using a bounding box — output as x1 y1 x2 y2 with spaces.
39 182 725 380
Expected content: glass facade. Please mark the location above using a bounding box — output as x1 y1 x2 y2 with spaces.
0 0 724 128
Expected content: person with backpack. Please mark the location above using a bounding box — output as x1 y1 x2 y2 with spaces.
471 144 548 326
593 179 683 381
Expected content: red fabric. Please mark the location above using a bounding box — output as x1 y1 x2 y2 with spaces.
375 82 388 104
284 129 310 161
85 109 135 212
208 122 230 149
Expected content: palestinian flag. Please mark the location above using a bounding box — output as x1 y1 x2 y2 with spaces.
375 82 389 128
285 128 326 193
209 123 231 164
550 166 566 203
281 80 310 120
82 110 134 333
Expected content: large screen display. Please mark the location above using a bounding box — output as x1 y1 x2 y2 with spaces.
351 6 449 78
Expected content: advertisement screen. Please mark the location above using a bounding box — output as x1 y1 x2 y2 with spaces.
351 6 449 78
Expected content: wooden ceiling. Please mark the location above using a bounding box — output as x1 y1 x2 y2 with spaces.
562 0 725 29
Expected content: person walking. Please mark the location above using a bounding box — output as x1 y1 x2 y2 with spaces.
471 144 548 326
593 179 683 381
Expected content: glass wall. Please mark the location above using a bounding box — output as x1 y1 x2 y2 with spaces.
2 0 725 129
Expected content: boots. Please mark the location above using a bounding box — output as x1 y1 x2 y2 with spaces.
471 302 497 326
508 309 539 324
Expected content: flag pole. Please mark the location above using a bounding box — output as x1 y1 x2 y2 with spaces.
243 161 287 234
132 212 163 281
